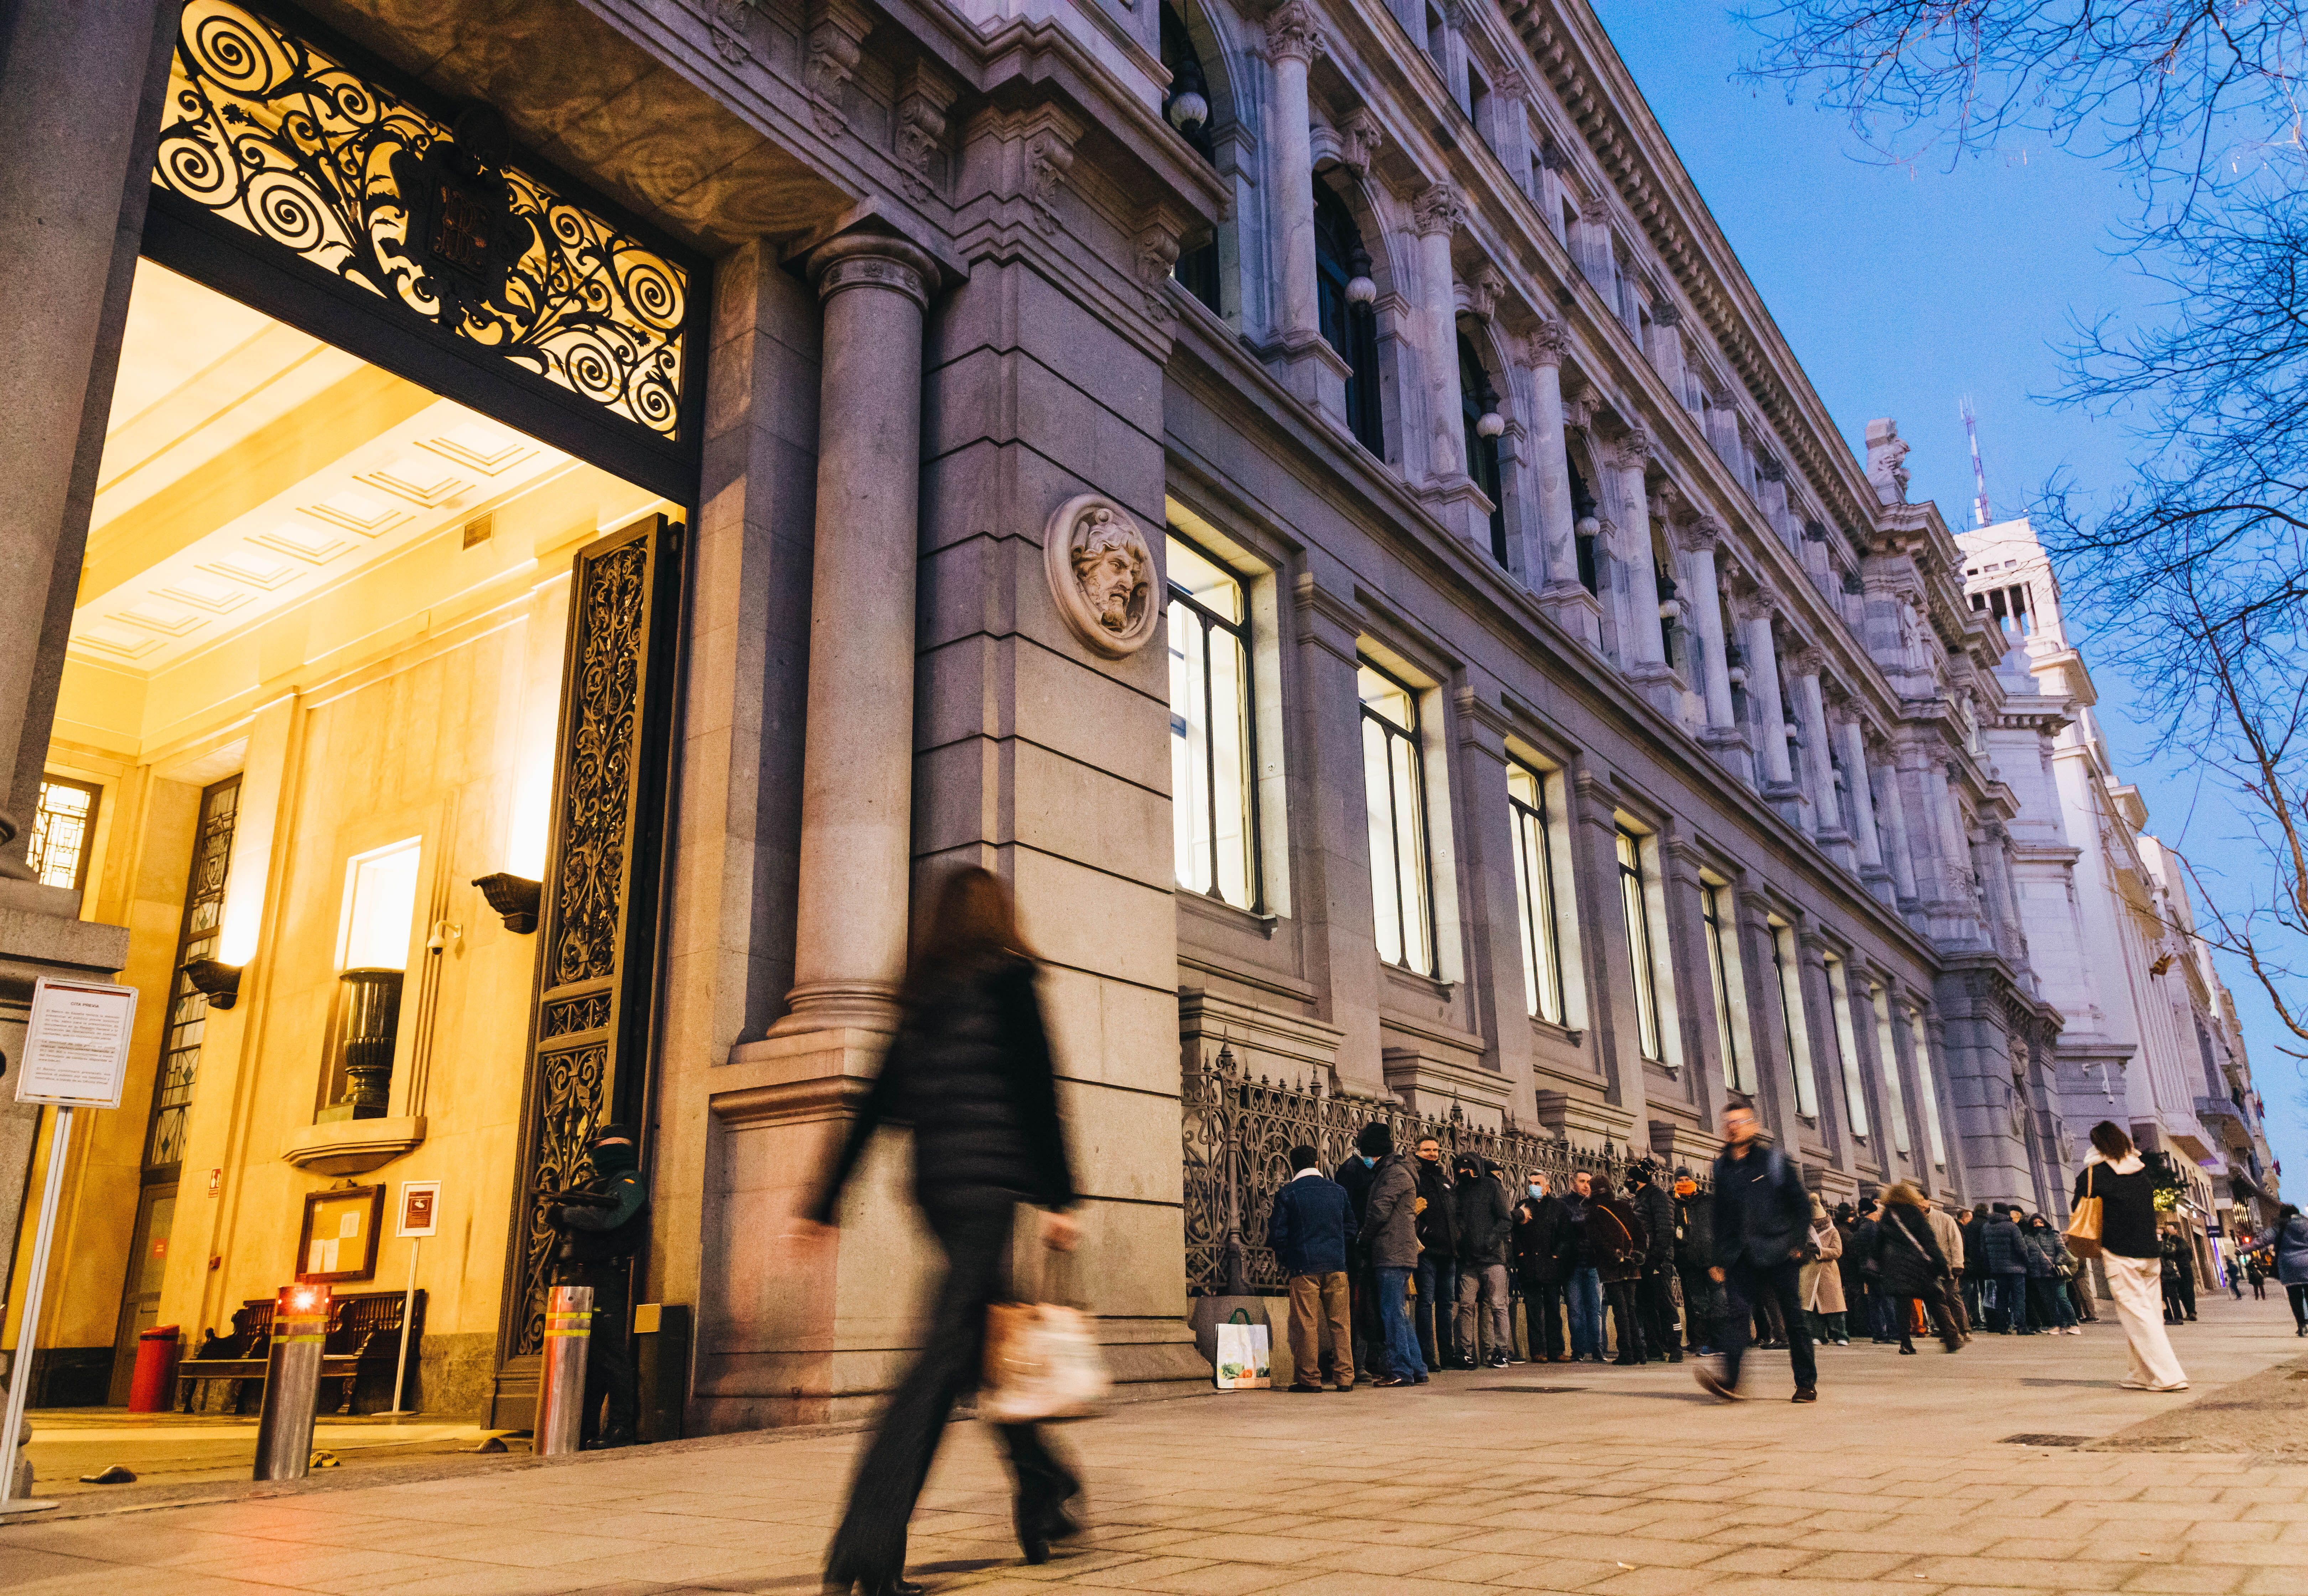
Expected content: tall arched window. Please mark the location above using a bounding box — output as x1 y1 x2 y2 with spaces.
1314 179 1385 455
1161 3 1222 314
1459 334 1505 565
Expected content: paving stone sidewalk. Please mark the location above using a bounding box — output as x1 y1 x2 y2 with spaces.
3 1292 2305 1596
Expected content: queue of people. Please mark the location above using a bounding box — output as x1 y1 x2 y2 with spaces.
1274 1104 2256 1405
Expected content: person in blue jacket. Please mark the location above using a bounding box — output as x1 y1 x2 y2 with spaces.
1269 1144 1359 1391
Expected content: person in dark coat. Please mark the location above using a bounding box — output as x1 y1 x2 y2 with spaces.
540 1124 648 1448
2021 1215 2077 1332
2167 1228 2199 1321
1334 1139 1380 1380
1561 1171 1605 1360
1410 1136 1459 1372
1959 1204 1989 1330
1832 1203 1866 1347
1848 1199 1891 1342
1695 1103 1819 1402
801 867 1082 1595
1513 1171 1572 1361
2270 1203 2308 1332
1980 1204 2032 1333
1269 1144 1359 1391
1587 1173 1651 1365
1626 1161 1682 1364
1358 1123 1426 1386
1871 1182 1964 1354
1453 1154 1513 1367
1672 1169 1720 1355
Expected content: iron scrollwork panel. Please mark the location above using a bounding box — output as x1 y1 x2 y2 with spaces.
503 519 677 1366
1179 1047 1670 1296
154 0 688 441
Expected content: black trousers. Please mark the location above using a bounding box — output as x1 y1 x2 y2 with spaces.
1516 1277 1566 1359
1348 1259 1380 1375
556 1260 636 1447
1719 1256 1817 1393
1602 1278 1645 1360
825 1202 1076 1585
1637 1269 1679 1358
1677 1267 1720 1349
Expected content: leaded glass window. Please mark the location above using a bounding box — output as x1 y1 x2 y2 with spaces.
28 778 100 893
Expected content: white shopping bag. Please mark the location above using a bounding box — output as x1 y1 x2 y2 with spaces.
1213 1308 1271 1390
982 1301 1112 1423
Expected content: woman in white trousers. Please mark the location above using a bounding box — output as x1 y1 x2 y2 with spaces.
2074 1121 2187 1392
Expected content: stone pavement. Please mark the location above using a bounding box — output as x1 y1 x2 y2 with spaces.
3 1290 2305 1596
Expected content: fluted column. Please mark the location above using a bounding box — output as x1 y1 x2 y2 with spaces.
1790 649 1843 850
1736 591 1797 806
1837 715 1889 881
1610 429 1666 670
1525 323 1601 647
1414 181 1468 487
1677 519 1735 729
1267 1 1322 347
1870 752 1921 908
774 234 939 1036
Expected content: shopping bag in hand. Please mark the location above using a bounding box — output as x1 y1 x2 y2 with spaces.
1213 1307 1271 1390
982 1250 1111 1422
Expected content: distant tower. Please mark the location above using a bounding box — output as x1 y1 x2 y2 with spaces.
1961 394 1992 528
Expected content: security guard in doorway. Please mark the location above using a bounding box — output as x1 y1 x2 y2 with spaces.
542 1123 647 1447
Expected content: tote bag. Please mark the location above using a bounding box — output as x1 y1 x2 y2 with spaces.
1213 1307 1272 1391
2064 1166 2105 1261
982 1249 1113 1423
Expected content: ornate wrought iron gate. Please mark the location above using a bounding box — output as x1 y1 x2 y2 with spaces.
491 514 683 1429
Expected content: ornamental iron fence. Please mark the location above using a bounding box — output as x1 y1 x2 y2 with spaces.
1182 1043 1655 1296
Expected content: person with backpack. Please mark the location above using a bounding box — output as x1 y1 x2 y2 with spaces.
1267 1144 1359 1392
1695 1102 1819 1403
1588 1172 1651 1364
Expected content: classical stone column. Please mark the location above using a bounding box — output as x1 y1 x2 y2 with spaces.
1261 1 1347 416
1735 592 1798 813
1525 323 1602 648
1676 519 1736 731
1870 752 1921 908
1790 649 1844 851
1413 182 1470 491
1836 714 1889 883
1610 431 1666 669
773 233 939 1038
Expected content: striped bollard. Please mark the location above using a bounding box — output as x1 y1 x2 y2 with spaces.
253 1283 332 1480
535 1284 594 1455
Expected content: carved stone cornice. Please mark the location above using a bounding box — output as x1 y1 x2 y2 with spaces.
1790 645 1826 678
1611 425 1652 471
1527 319 1569 369
894 59 956 204
1265 0 1325 65
804 0 875 138
1413 180 1466 238
1729 585 1779 626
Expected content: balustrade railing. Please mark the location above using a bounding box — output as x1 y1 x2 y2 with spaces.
1182 1044 1649 1296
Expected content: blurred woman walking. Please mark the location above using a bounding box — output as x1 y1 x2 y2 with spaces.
2076 1121 2188 1392
2273 1203 2308 1336
800 867 1084 1595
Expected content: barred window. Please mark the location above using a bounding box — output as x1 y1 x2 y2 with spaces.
1702 882 1749 1091
1770 919 1820 1119
1168 535 1259 911
1507 762 1566 1024
28 777 100 893
1616 826 1664 1062
1360 661 1434 975
1825 955 1869 1140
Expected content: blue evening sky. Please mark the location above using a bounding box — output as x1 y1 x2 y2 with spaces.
1588 0 2305 1191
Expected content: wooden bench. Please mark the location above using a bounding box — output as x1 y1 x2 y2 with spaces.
175 1289 425 1415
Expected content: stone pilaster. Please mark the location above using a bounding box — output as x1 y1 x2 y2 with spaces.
1524 323 1602 647
1451 683 1536 1099
1260 1 1349 418
1293 572 1386 1095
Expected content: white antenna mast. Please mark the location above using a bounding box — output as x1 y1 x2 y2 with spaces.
1960 394 1991 528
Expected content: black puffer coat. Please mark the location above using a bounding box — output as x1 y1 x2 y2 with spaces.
1979 1212 2028 1274
1629 1180 1675 1272
1455 1167 1513 1267
1872 1204 1950 1297
806 953 1074 1219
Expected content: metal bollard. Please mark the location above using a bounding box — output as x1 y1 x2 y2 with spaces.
253 1283 332 1481
534 1284 593 1456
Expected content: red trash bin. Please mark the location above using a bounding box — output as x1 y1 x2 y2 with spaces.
128 1325 180 1413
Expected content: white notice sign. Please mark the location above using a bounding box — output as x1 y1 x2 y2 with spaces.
16 978 136 1109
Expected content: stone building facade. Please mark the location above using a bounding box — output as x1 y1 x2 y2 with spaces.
1963 517 2280 1268
2 0 2081 1430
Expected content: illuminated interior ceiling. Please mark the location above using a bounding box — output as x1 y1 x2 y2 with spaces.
64 260 664 761
74 260 577 676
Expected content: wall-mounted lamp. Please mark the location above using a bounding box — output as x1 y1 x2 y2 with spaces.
185 958 244 1011
1474 408 1505 439
1575 515 1600 540
1345 247 1376 306
473 873 543 935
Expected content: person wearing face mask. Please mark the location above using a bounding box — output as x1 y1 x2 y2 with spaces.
1410 1136 1460 1372
1453 1153 1513 1368
1672 1169 1720 1356
1512 1171 1572 1362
